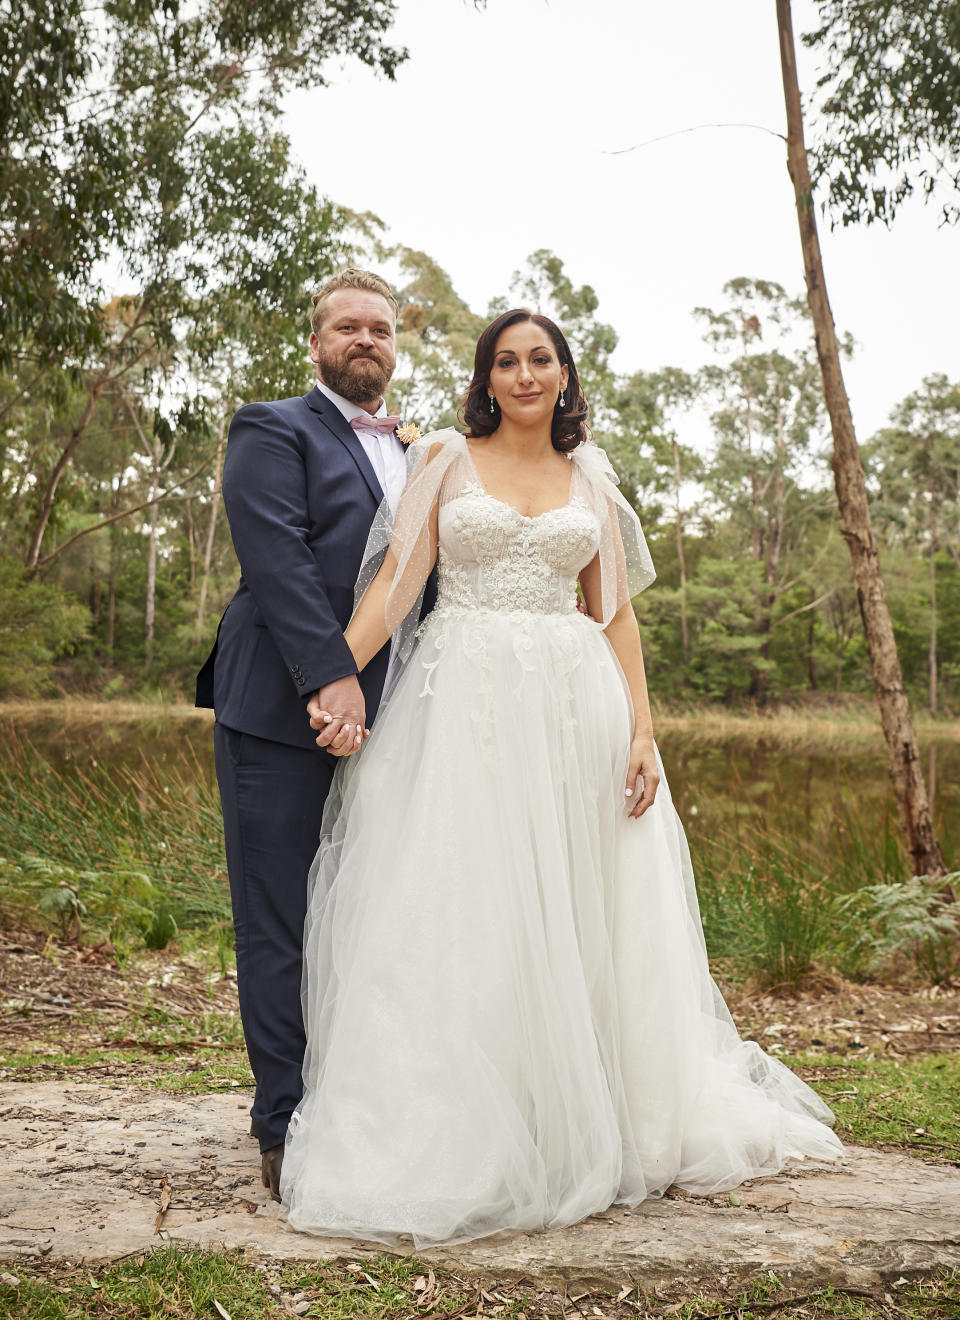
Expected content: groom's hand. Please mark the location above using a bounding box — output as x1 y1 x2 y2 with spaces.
307 677 370 755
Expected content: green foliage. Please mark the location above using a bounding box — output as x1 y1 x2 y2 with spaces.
0 737 230 937
695 802 957 989
833 875 960 981
0 556 90 695
805 0 960 225
698 844 826 989
388 245 486 428
0 852 183 954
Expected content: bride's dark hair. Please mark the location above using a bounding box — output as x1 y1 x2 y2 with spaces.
459 309 590 453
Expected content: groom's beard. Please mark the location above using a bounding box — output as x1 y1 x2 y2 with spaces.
317 345 393 406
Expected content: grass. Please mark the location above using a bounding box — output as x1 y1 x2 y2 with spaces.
0 707 957 986
0 1044 253 1092
784 1050 960 1160
695 809 960 989
1 1249 958 1320
0 731 231 949
653 702 960 751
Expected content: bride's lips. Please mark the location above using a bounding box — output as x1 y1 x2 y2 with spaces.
513 392 542 400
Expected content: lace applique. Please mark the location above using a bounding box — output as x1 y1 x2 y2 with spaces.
434 494 600 617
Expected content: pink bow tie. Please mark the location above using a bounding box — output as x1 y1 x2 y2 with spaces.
349 414 401 435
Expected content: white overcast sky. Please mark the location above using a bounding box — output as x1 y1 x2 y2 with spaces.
283 0 958 445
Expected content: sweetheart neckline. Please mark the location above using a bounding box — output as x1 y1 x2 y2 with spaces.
455 482 588 523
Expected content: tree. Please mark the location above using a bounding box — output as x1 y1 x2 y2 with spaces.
387 247 486 429
804 0 960 226
696 279 830 701
2 0 405 570
776 0 946 880
869 376 960 714
604 369 701 663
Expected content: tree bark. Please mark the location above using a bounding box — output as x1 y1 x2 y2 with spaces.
145 459 159 665
672 438 690 666
929 468 937 716
23 377 109 571
776 0 946 882
807 585 818 690
194 424 225 638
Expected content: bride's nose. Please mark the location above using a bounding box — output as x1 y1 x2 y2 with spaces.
517 359 534 385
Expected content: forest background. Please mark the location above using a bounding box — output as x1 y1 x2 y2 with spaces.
4 20 960 1293
2 0 959 713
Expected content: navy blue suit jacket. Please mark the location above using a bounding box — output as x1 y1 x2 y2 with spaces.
196 386 429 751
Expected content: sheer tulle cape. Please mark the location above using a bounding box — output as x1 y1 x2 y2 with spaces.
352 427 656 674
279 430 843 1247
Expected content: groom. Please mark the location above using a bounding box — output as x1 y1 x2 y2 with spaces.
196 268 421 1199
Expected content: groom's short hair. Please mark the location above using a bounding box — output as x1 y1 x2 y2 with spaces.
310 269 399 334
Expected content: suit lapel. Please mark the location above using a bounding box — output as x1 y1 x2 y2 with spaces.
303 386 385 506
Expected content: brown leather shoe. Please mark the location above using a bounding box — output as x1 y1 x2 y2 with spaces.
261 1144 283 1202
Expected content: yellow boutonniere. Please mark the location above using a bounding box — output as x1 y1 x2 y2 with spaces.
396 421 422 445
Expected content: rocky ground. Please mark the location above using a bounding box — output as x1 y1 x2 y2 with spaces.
1 930 958 1290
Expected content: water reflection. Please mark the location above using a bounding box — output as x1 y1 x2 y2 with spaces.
2 708 957 869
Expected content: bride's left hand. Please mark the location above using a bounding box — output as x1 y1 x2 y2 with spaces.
625 735 659 818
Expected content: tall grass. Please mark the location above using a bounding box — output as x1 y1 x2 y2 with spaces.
1 726 956 986
695 807 959 987
0 734 229 940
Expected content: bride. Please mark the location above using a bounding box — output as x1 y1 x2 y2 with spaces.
279 308 843 1246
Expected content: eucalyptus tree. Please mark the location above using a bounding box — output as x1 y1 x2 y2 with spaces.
387 246 486 429
775 0 948 880
804 0 960 226
695 278 830 700
603 368 701 664
1 0 405 572
869 376 960 714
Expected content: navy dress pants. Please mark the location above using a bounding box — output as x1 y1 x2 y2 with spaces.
214 723 335 1153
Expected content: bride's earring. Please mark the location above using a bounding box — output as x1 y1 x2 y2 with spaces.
558 390 565 409
489 394 496 414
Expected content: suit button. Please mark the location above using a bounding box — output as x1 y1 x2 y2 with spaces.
296 676 305 686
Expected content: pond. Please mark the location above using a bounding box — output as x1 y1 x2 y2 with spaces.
3 703 957 871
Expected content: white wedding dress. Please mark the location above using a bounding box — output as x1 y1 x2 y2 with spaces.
279 429 843 1247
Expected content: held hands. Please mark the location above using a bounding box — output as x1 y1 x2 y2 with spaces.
625 734 659 819
307 676 370 756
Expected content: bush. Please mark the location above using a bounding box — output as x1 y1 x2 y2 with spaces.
833 875 960 982
0 556 90 696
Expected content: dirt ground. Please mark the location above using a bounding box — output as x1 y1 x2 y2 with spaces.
2 929 960 1287
2 929 958 1076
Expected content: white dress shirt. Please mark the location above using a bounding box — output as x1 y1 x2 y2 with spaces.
314 381 408 517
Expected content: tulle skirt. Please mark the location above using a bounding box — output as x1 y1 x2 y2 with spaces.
280 607 843 1246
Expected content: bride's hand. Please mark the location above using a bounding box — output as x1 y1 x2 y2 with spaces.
625 734 659 818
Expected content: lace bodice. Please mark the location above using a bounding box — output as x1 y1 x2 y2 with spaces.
435 481 601 616
352 428 655 663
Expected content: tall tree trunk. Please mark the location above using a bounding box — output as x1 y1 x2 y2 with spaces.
776 0 946 882
105 474 122 663
106 540 117 663
194 425 225 638
145 453 160 666
929 470 937 716
672 438 690 666
23 378 109 571
120 391 172 669
807 585 818 690
185 497 197 590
